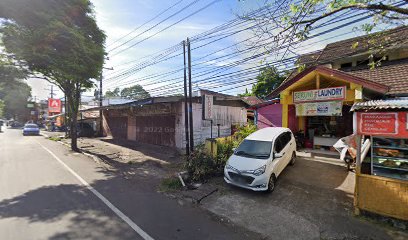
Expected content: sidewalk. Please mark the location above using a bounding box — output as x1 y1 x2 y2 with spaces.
41 131 182 181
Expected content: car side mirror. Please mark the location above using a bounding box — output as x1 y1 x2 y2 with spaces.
232 148 236 153
274 152 283 159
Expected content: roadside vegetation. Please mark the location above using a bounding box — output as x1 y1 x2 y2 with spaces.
159 177 183 192
184 123 257 182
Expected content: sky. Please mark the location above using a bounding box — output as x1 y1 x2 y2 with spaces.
24 0 390 101
28 0 256 100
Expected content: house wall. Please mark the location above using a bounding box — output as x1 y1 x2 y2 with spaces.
176 101 247 149
103 101 247 150
257 104 282 129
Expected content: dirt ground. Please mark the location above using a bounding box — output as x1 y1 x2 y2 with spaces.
199 158 407 240
42 132 182 181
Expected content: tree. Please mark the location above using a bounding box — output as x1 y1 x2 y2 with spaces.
242 0 408 67
105 88 121 98
0 0 106 151
0 100 5 118
0 62 31 120
120 85 150 100
239 65 287 98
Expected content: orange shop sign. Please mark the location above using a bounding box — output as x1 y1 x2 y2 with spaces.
357 112 408 138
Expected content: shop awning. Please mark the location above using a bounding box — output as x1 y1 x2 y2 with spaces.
351 99 408 111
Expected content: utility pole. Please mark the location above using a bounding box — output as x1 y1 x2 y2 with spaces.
99 72 103 137
98 66 113 137
183 40 190 155
44 85 58 99
187 38 194 152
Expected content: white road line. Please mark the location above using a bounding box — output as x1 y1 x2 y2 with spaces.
37 141 154 240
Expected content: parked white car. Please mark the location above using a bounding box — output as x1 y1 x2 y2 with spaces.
224 127 296 192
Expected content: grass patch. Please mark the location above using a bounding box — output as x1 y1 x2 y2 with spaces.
159 177 183 192
48 136 62 141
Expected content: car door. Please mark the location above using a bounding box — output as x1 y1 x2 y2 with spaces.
280 132 293 168
274 132 291 176
272 135 285 176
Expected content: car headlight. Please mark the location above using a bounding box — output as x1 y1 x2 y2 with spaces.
252 165 266 176
225 163 234 170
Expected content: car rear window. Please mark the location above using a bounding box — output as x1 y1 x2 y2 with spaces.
25 124 38 128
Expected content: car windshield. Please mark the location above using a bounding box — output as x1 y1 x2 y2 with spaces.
25 124 38 128
234 139 272 159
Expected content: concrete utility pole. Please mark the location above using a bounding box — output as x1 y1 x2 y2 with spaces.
183 40 190 155
99 72 103 137
99 66 114 137
187 38 194 152
45 85 58 99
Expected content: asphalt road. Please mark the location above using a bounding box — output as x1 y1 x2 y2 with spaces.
0 128 254 240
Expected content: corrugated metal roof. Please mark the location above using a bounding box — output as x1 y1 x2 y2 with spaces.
351 99 408 111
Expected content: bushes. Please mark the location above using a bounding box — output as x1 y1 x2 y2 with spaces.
184 145 219 182
185 123 258 182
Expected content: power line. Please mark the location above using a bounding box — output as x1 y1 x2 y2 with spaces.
109 0 221 57
107 0 185 49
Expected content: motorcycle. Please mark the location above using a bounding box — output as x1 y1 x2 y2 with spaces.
333 134 371 171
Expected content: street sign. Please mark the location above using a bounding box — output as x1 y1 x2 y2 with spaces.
48 98 61 113
202 95 213 120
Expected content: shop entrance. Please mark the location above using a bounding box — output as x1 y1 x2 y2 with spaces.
302 105 353 151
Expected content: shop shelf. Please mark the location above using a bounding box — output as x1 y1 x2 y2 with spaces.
373 164 408 172
372 145 408 151
372 155 408 162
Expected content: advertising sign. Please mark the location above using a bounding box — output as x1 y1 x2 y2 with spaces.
202 95 214 120
293 86 346 103
48 98 61 114
295 101 342 116
357 112 408 138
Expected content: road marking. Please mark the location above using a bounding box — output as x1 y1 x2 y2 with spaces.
37 141 154 240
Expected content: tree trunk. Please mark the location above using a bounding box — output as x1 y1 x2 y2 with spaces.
66 84 80 152
70 110 78 151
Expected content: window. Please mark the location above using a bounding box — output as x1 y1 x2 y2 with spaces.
340 62 352 68
281 132 291 147
274 138 284 153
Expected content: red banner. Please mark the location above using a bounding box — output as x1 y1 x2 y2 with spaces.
48 98 61 114
357 112 408 138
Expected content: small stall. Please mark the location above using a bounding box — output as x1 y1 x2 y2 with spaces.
352 100 408 221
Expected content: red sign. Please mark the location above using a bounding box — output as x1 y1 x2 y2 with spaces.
48 98 61 114
357 112 408 138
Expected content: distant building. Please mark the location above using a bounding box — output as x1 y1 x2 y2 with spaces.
86 90 248 150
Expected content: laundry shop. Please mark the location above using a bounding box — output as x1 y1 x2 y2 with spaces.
251 66 389 152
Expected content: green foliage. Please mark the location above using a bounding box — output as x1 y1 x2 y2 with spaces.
238 65 287 98
0 100 5 118
120 85 150 100
233 123 258 142
184 145 218 182
159 177 183 192
48 136 62 141
185 123 258 182
105 88 121 98
0 63 31 120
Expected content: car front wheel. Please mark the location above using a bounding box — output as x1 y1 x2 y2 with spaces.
266 174 276 193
